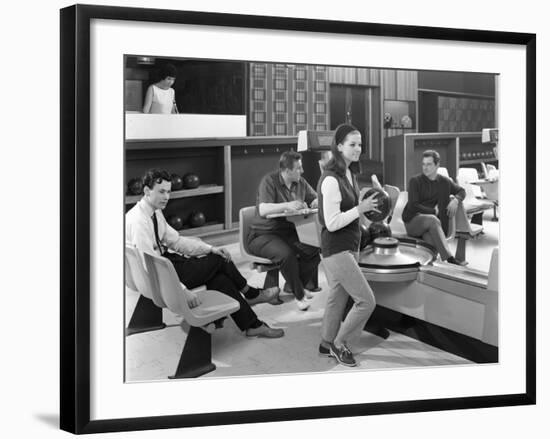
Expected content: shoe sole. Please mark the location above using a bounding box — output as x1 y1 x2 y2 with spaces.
246 293 281 306
246 332 284 339
329 350 357 367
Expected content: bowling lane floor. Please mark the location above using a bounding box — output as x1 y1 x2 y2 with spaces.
125 212 499 381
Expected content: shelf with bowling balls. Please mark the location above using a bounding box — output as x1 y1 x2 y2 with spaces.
166 210 225 237
125 172 223 204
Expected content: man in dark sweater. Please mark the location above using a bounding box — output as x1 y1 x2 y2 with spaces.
402 150 467 266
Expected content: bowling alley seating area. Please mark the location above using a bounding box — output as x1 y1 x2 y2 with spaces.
125 209 498 381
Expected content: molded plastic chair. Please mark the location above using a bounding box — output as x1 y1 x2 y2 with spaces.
480 163 499 221
125 245 166 335
437 167 450 178
388 191 455 240
457 168 494 215
143 251 240 379
390 191 472 261
388 191 408 237
239 206 282 289
125 246 208 335
124 247 138 293
383 184 400 223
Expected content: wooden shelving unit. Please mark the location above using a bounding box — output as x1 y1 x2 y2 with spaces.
125 136 298 239
125 184 224 205
460 158 498 166
178 223 225 237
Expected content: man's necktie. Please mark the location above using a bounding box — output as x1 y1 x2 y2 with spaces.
151 213 164 255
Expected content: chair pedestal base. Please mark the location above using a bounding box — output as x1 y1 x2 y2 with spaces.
126 295 165 336
169 325 216 379
455 236 467 262
169 363 216 379
126 324 166 336
263 268 280 288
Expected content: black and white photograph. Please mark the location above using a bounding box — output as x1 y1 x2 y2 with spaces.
55 4 536 433
123 57 501 381
3 0 544 437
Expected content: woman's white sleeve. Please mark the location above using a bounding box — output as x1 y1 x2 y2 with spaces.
321 176 360 232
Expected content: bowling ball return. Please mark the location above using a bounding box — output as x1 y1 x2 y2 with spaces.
356 235 498 363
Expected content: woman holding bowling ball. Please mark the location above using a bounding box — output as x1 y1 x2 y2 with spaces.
316 123 381 367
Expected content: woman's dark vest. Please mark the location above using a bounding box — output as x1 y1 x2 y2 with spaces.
317 170 360 258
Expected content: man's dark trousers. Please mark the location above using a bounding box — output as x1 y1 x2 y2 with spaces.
247 229 320 301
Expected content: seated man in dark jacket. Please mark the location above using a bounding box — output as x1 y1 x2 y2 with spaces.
247 151 321 311
402 150 467 266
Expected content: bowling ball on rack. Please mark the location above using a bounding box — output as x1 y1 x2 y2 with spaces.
167 215 184 231
127 177 143 196
189 211 206 228
183 173 200 189
360 223 372 251
368 221 392 242
362 187 391 222
170 173 184 191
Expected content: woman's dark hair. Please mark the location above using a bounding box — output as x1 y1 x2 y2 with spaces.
422 149 441 166
324 123 362 176
158 63 177 81
279 150 302 171
143 168 172 189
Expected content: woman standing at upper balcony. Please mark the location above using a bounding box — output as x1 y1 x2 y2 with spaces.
142 63 178 114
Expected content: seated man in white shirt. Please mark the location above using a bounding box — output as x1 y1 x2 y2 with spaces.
126 168 284 338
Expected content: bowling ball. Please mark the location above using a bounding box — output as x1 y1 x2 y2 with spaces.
167 215 184 231
368 221 392 241
127 177 143 196
189 211 206 228
362 187 391 223
360 223 372 250
170 173 183 191
183 173 200 189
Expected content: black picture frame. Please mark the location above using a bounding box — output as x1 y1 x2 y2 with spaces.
60 4 536 434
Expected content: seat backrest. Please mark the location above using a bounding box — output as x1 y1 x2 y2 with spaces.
124 245 138 292
239 206 256 256
388 191 408 236
437 167 450 178
143 251 190 318
446 209 456 240
383 184 400 220
125 246 167 308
